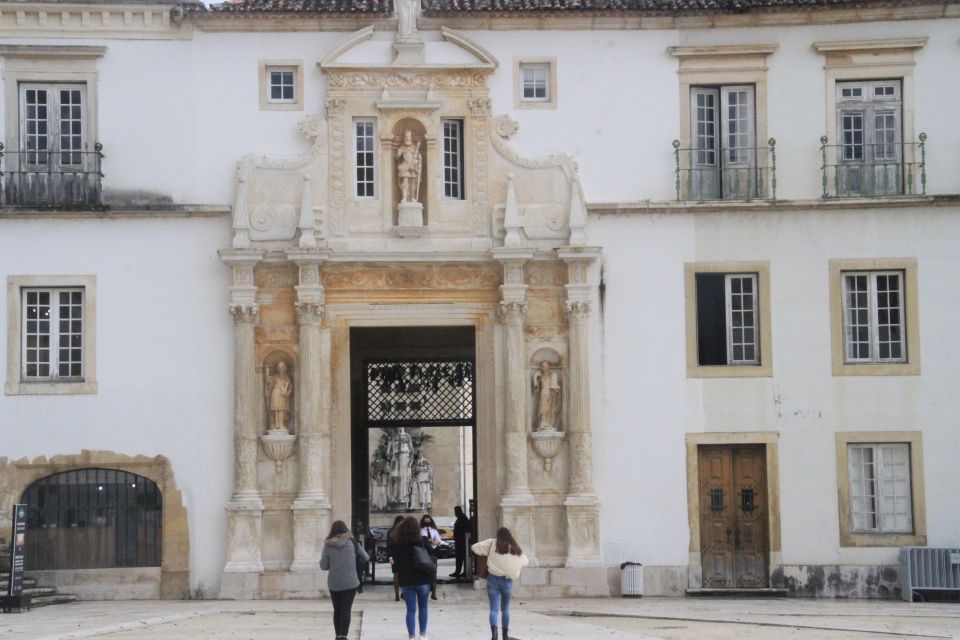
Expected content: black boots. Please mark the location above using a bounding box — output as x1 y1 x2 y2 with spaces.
490 625 498 640
503 629 510 640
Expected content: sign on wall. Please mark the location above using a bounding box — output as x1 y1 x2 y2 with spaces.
8 504 26 597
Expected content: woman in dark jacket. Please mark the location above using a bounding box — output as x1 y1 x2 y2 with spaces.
392 515 435 640
319 520 369 640
387 514 405 602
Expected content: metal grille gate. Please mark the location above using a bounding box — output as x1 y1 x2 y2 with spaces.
364 358 475 428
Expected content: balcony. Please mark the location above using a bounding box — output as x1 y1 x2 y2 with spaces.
0 143 104 209
673 139 777 203
820 134 926 198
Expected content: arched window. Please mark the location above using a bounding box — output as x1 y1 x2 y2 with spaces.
21 468 162 570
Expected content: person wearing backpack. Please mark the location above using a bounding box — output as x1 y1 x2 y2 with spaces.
392 516 436 640
472 527 529 640
320 520 369 640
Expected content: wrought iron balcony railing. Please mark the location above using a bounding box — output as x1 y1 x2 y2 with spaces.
0 142 105 208
673 139 777 202
820 134 926 198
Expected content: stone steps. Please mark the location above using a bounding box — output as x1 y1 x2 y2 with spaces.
0 571 78 610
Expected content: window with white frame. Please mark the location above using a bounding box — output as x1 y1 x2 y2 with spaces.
842 270 906 363
19 83 87 168
695 272 759 366
520 64 549 102
442 119 464 200
835 80 902 196
690 85 757 200
267 67 296 103
848 443 913 533
354 119 376 198
21 287 85 380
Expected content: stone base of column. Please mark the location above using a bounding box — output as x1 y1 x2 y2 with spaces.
564 497 603 568
500 504 538 567
223 501 264 574
290 501 332 572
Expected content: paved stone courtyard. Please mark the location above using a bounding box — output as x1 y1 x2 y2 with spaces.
3 588 960 640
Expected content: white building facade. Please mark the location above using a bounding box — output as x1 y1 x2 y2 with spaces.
1 0 958 600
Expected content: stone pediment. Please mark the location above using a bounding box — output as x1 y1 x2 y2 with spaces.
319 25 497 71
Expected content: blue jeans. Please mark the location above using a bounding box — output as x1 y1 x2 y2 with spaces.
401 584 430 637
486 573 514 630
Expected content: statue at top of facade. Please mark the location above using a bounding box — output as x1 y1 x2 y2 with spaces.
396 129 423 204
266 361 294 431
387 427 414 506
532 361 562 432
396 0 419 42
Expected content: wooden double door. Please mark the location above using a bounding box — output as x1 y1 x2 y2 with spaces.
698 445 769 588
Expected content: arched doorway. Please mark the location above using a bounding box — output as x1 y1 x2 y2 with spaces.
21 468 162 570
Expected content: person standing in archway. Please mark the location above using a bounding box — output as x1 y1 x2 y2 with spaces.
450 505 472 579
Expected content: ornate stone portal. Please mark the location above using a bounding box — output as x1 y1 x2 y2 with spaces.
219 12 605 598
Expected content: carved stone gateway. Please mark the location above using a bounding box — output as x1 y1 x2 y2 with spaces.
218 11 605 598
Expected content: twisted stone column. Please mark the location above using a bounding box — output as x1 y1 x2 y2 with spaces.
221 250 265 577
288 251 331 572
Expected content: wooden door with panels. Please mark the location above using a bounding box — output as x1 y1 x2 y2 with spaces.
698 445 769 588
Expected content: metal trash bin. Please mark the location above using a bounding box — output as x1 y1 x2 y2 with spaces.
620 562 643 597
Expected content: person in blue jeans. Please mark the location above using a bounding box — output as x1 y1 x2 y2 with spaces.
391 516 435 640
472 527 529 640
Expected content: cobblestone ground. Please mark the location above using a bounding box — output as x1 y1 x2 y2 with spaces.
3 588 960 640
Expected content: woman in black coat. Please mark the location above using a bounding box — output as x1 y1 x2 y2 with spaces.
391 516 435 640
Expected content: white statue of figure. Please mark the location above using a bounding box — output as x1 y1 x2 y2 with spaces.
265 361 293 431
396 129 423 204
370 457 389 510
387 427 414 506
396 0 418 42
412 453 433 510
532 361 562 431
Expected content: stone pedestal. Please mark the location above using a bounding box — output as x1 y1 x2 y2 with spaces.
393 40 425 65
396 201 426 236
223 501 265 575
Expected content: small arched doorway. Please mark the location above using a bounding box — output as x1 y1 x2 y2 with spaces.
21 468 162 570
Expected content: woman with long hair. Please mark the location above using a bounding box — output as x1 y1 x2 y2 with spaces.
472 527 529 640
319 520 369 640
392 515 436 640
387 514 405 602
419 513 442 600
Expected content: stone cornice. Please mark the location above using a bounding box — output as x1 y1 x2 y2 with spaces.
667 43 777 58
0 2 193 39
813 37 928 53
588 195 960 215
0 44 107 58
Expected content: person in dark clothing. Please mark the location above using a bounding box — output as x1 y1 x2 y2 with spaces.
420 514 441 600
387 514 405 602
392 516 435 640
319 520 368 640
450 505 472 578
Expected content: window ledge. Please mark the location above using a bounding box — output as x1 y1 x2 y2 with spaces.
6 380 97 396
833 361 920 377
590 194 960 215
687 364 772 379
841 532 926 548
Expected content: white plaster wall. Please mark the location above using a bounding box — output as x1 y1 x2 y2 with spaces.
591 206 960 570
2 17 957 205
0 215 234 595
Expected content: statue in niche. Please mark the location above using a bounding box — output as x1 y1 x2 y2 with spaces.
370 456 390 511
265 360 294 431
532 361 562 432
396 0 418 41
387 427 414 507
396 129 423 204
409 452 433 510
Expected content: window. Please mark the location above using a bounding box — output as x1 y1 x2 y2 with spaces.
257 60 303 111
442 119 464 200
835 80 903 196
20 83 87 168
690 85 757 200
354 119 376 198
267 68 295 103
842 270 905 363
6 275 97 395
836 431 926 547
514 58 557 109
848 443 912 533
829 259 919 376
684 262 771 378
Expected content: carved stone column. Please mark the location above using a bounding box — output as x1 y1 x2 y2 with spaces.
559 247 604 568
221 249 265 575
493 248 537 565
287 250 332 572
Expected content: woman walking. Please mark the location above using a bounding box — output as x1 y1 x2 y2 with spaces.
472 527 529 640
393 516 436 640
419 514 442 600
387 514 405 602
319 520 369 640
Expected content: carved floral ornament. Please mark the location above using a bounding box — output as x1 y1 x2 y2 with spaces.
498 301 528 324
566 301 591 323
328 71 488 90
229 304 259 323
